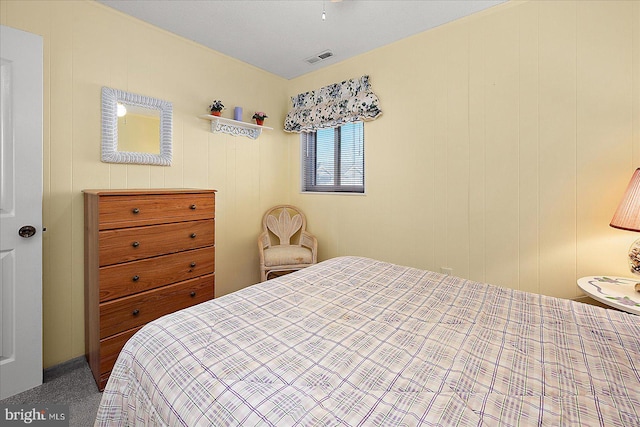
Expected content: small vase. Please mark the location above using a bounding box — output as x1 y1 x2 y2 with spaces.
255 119 264 126
211 111 221 116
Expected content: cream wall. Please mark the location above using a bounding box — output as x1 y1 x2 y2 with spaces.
1 0 638 369
288 1 640 299
1 0 290 368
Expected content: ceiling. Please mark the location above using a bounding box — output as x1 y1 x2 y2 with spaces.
97 0 506 80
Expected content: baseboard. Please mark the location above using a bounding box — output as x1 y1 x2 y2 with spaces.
43 356 87 382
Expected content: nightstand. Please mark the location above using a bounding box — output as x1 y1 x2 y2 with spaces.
577 276 640 315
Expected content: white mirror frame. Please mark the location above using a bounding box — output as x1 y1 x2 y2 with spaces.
101 86 173 165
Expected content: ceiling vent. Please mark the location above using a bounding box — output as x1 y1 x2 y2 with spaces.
305 50 334 65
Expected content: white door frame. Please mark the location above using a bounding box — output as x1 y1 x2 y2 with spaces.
0 24 44 400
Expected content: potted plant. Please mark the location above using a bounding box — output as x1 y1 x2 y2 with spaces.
252 111 268 125
209 100 224 116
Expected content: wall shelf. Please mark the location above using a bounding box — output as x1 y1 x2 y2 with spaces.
199 115 273 140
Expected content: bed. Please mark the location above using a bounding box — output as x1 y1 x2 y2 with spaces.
94 256 640 426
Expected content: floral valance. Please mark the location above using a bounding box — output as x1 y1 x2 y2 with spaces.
284 75 382 133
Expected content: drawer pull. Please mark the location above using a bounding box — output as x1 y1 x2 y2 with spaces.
190 291 196 298
132 309 140 316
190 262 196 268
132 208 140 214
190 233 197 239
132 241 140 248
132 275 140 282
190 204 197 210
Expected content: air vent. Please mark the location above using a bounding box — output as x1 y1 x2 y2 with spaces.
305 50 334 65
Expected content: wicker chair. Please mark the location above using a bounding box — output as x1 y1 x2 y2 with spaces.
258 205 318 282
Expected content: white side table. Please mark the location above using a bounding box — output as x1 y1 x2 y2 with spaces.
577 276 640 315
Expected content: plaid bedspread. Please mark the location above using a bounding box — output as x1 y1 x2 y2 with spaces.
95 256 640 426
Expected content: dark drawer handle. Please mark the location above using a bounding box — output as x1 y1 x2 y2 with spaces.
132 275 140 282
190 233 197 239
190 204 197 210
132 241 140 248
190 262 196 268
132 309 140 316
132 208 140 214
190 292 196 298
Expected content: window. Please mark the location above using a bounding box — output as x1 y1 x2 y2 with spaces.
301 122 364 193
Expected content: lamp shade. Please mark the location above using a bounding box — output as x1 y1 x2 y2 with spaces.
610 168 640 232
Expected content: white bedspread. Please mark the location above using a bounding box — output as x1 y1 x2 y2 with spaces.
95 256 640 426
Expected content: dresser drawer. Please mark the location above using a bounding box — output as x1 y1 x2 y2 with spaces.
99 327 141 376
99 246 215 302
98 219 214 266
98 193 215 230
100 274 214 338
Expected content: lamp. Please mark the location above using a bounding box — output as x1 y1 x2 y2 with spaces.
610 168 640 291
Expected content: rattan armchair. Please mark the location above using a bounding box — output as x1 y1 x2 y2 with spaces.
258 205 318 282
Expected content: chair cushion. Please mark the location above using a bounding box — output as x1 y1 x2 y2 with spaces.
264 245 313 267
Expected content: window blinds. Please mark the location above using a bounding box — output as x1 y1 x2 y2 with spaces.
302 122 364 193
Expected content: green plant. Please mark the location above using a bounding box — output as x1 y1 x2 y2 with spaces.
209 100 224 111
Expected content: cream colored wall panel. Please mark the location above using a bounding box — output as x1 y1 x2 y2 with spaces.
45 1 76 368
575 1 635 283
208 137 228 196
149 159 167 188
0 2 6 25
207 139 228 297
340 198 377 260
482 8 520 289
538 0 578 299
183 123 210 189
125 166 152 189
258 139 290 211
431 32 450 274
402 124 437 270
101 7 129 90
2 0 47 35
336 197 377 259
445 23 471 279
70 194 85 366
108 164 128 189
518 1 540 295
163 119 184 188
467 18 488 283
71 5 112 188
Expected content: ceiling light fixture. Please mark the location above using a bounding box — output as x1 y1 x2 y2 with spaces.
322 1 326 21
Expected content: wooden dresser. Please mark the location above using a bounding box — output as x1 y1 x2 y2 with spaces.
83 189 216 390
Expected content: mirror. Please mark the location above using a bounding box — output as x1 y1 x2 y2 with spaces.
101 87 172 165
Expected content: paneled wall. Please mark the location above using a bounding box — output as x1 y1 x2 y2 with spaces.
1 0 638 369
288 0 640 299
1 0 290 368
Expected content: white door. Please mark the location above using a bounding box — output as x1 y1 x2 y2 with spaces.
0 25 43 400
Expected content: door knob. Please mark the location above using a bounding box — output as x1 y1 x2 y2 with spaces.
18 225 36 238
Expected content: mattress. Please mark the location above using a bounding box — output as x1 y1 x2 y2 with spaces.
95 256 640 426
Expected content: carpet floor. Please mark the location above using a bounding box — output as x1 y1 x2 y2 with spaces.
0 357 102 426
